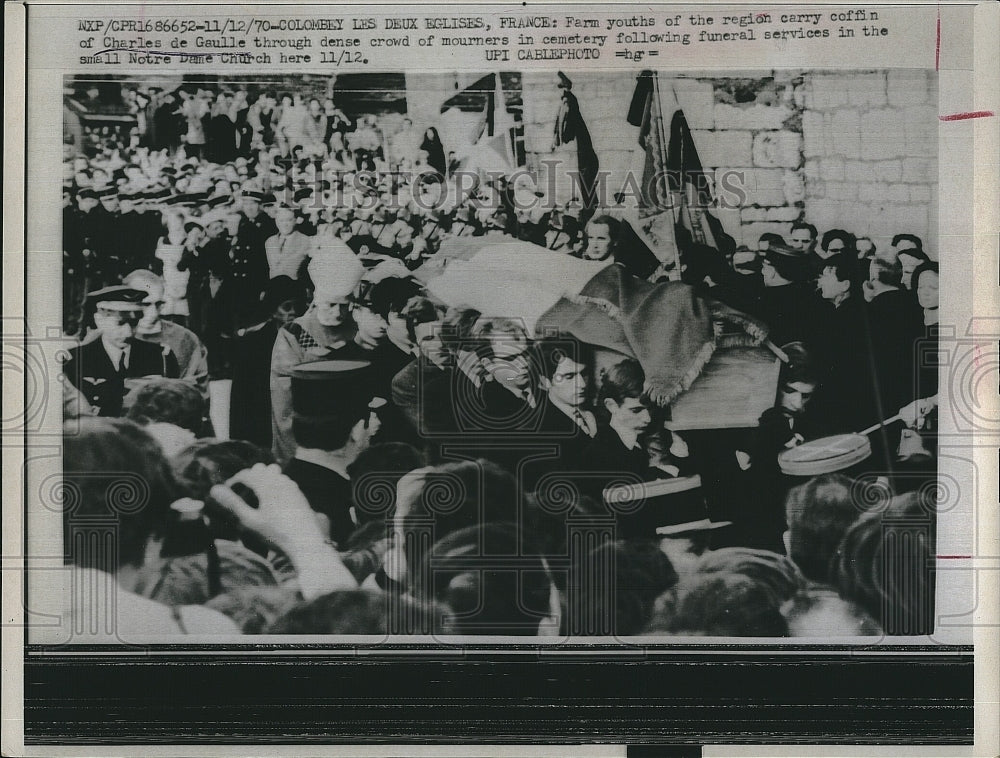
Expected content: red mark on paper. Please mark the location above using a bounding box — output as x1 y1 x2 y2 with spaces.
939 111 995 122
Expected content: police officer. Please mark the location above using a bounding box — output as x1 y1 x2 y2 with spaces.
229 188 277 330
62 286 181 417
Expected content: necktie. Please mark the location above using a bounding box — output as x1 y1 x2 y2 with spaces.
573 409 594 437
117 352 127 377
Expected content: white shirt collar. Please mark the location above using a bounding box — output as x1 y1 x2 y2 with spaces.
102 340 130 369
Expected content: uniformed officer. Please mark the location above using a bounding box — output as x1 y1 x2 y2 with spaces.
229 188 277 330
62 286 181 417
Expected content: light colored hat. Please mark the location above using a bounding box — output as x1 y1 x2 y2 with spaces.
308 239 364 299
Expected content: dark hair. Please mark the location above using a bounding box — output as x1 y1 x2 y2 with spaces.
172 439 275 502
571 539 678 635
694 547 804 605
758 232 786 248
891 233 923 251
820 229 857 256
266 589 448 635
359 277 423 319
818 253 854 286
598 358 645 405
414 522 553 636
834 493 935 634
399 296 444 344
790 221 817 240
784 474 864 584
127 378 205 434
439 306 482 356
533 335 592 383
347 442 426 523
779 341 819 387
869 256 903 288
646 573 790 637
62 418 179 571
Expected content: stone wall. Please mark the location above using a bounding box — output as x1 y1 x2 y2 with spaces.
515 70 938 254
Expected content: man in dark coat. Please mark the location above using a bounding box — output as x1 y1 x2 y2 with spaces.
229 189 277 330
62 286 180 417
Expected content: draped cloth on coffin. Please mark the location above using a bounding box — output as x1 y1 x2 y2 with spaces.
416 242 768 406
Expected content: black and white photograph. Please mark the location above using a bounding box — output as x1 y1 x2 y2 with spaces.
7 1 997 750
52 68 943 640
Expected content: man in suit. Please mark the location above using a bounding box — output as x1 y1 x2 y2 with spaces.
62 286 180 418
265 205 312 280
520 336 598 494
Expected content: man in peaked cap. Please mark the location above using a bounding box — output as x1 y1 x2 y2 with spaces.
229 187 278 331
283 359 385 546
269 244 367 465
62 286 180 417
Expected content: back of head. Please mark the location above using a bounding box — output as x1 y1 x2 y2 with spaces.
575 539 678 635
127 377 206 434
598 358 645 405
869 256 903 288
416 522 553 636
695 547 804 604
347 442 426 524
833 499 935 635
784 474 863 584
647 573 790 637
265 589 447 635
63 417 178 572
779 341 819 387
173 438 275 501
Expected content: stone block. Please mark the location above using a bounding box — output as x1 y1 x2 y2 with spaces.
886 184 910 203
910 185 933 204
766 206 802 222
902 157 935 183
752 130 803 168
826 182 853 201
847 72 888 107
714 103 793 131
860 182 892 203
690 129 753 167
885 204 928 236
804 199 845 233
902 106 938 157
805 179 826 199
802 111 826 158
807 74 849 110
783 170 806 204
859 108 902 160
675 81 716 130
730 167 787 206
830 109 861 158
875 159 903 182
803 158 822 182
818 157 845 182
887 70 928 107
741 207 768 222
844 160 868 182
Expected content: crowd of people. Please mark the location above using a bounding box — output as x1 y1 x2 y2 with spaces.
57 78 940 638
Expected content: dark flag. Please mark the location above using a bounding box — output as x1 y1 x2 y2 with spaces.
553 71 600 210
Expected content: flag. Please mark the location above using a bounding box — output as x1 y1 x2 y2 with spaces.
553 72 600 210
627 71 736 280
441 74 523 177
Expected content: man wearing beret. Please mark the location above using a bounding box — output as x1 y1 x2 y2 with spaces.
62 286 180 417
